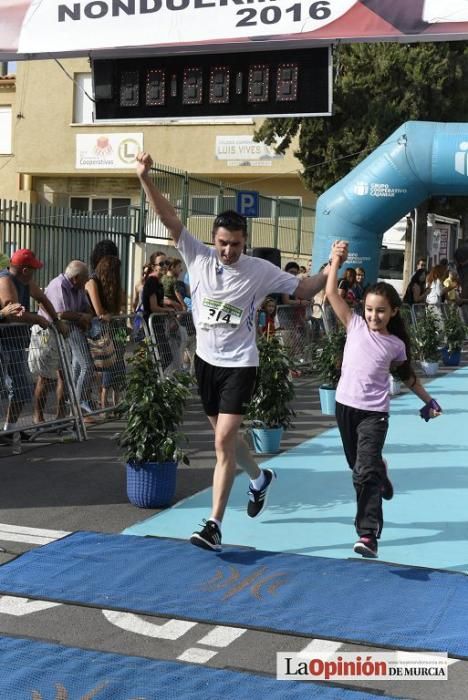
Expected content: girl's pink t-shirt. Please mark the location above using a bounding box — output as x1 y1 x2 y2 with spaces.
336 314 406 413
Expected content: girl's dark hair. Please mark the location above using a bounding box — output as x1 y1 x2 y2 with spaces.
90 239 119 271
94 255 122 314
363 282 416 385
343 267 357 283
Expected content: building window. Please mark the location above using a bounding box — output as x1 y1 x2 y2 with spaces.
0 106 12 154
73 73 94 123
70 197 130 216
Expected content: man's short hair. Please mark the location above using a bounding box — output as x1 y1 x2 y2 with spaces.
285 261 300 273
212 211 247 237
454 244 468 266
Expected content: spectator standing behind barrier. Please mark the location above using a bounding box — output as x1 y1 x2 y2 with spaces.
131 263 150 342
354 267 368 303
86 255 126 411
443 268 460 303
257 296 279 336
132 263 150 312
326 254 442 560
425 264 447 305
454 243 468 322
162 258 186 311
338 268 358 305
141 252 174 371
136 151 348 552
277 261 309 361
403 269 428 305
29 261 92 426
162 257 189 373
0 249 66 437
90 239 119 272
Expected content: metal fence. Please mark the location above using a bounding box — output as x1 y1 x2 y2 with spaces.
143 164 315 259
0 199 139 294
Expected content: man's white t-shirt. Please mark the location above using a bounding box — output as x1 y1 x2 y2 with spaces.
176 228 299 367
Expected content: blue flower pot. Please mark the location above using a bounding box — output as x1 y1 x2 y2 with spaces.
319 386 336 415
251 427 283 454
126 461 178 508
441 347 461 366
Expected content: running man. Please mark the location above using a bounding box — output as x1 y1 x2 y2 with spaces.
136 152 348 551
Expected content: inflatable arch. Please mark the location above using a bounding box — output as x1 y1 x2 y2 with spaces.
312 121 468 281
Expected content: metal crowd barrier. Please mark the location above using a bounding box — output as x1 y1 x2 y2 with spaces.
0 321 86 453
0 313 157 454
411 302 451 326
68 314 148 421
147 311 195 377
272 303 321 371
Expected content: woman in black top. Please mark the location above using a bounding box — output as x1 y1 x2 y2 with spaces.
403 269 428 305
141 253 174 370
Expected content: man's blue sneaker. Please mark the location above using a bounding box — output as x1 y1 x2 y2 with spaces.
190 519 222 551
247 468 276 518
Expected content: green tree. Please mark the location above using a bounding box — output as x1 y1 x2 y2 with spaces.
256 42 468 195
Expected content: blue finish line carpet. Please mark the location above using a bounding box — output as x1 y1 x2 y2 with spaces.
124 368 468 574
0 531 468 657
0 635 385 700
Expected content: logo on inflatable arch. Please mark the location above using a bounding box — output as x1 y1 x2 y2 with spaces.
353 181 407 198
455 142 468 175
353 182 369 196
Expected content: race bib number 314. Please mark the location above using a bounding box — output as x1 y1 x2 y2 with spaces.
201 298 243 326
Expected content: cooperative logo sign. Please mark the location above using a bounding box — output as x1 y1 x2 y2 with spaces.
76 133 143 169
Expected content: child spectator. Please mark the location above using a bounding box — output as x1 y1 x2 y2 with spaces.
257 296 279 336
338 268 357 305
443 267 460 303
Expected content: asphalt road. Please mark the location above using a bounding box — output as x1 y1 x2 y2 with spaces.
0 377 465 699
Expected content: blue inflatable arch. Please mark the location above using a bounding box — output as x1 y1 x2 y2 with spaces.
312 121 468 281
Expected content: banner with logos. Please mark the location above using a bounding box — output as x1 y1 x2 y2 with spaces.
3 1 468 60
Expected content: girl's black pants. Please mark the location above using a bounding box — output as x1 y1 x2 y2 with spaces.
335 401 389 539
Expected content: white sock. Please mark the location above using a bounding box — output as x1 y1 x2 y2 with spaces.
250 470 266 490
208 517 222 531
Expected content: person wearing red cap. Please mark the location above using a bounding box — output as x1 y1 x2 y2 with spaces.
0 251 67 437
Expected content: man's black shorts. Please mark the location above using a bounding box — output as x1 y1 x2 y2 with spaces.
194 354 257 417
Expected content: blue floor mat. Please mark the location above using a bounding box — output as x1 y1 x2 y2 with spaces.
125 367 468 573
124 367 468 573
0 531 467 658
0 635 386 700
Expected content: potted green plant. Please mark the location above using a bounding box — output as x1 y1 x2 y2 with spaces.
442 304 466 366
413 307 442 376
246 334 295 453
312 326 346 414
119 339 192 508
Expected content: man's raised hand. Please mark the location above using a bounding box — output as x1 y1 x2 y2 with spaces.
136 152 153 179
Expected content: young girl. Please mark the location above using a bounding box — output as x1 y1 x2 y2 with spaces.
326 250 442 559
257 296 279 336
